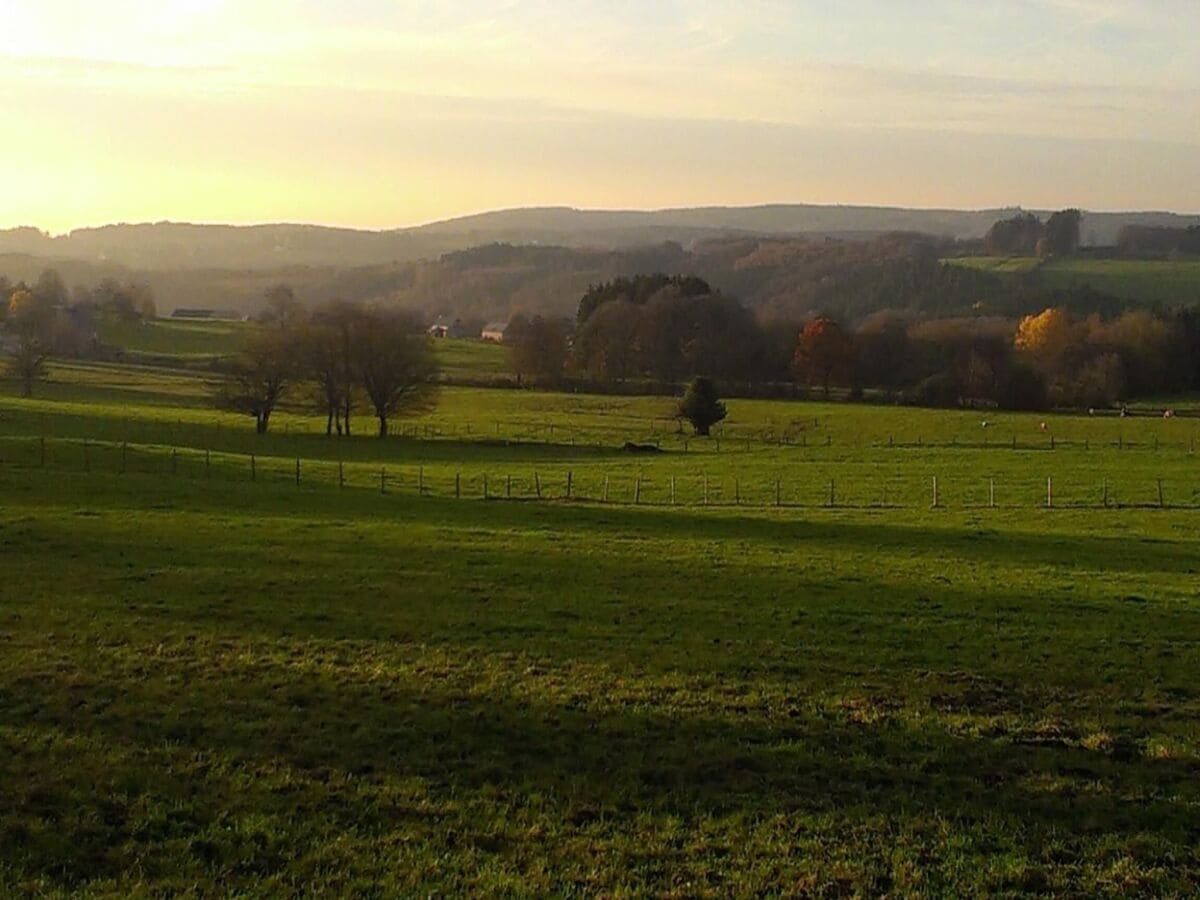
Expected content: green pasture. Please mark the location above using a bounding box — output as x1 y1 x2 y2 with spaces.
97 318 508 381
946 256 1200 305
2 359 1200 893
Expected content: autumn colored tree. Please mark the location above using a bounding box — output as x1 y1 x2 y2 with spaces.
1015 308 1074 360
4 288 54 397
791 317 852 396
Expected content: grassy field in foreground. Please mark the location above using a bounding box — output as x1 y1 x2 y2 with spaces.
946 256 1200 305
2 363 1200 893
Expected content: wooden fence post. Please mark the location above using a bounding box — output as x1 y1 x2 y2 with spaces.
603 474 609 503
535 472 542 499
734 478 740 505
295 458 300 486
931 476 939 509
566 470 572 500
1102 477 1109 508
251 454 256 482
670 476 676 506
829 478 836 508
1158 478 1165 508
455 472 461 499
989 478 995 509
1046 476 1053 509
703 475 709 506
484 473 489 499
634 476 641 505
506 474 512 499
775 479 781 507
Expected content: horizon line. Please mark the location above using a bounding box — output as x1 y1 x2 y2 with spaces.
5 201 1200 238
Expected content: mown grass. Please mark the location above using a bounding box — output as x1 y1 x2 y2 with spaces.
2 362 1200 893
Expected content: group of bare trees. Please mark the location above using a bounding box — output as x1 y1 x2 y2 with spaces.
2 269 155 397
216 292 438 436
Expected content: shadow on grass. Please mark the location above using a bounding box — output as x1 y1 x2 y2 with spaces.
1 649 1198 891
19 463 1194 578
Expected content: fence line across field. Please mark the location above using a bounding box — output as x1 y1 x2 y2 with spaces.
5 436 1199 511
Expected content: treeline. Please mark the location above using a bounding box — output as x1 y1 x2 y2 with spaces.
502 275 1200 410
1116 225 1200 258
1 269 157 396
983 209 1081 257
215 289 438 436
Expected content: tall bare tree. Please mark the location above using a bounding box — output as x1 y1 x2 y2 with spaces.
215 328 295 433
352 310 439 437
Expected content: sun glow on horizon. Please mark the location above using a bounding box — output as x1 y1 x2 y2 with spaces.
2 0 1198 232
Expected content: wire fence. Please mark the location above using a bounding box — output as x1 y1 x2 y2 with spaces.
5 435 1200 511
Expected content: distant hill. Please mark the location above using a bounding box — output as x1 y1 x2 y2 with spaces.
5 205 1200 271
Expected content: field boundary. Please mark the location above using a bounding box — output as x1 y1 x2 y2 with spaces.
5 435 1198 512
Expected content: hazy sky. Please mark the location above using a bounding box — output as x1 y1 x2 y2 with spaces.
2 0 1198 232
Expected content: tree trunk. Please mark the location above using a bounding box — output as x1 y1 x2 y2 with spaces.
343 401 352 437
377 415 388 438
21 377 32 398
325 407 334 436
696 422 710 436
257 410 270 434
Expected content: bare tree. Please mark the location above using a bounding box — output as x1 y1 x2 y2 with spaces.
301 301 361 436
352 310 439 437
215 328 295 433
260 284 304 328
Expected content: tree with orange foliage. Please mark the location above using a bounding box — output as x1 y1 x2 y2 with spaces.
4 288 55 397
1014 308 1075 364
791 317 852 397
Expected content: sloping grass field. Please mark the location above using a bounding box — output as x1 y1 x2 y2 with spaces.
98 318 508 381
946 256 1200 306
2 360 1200 893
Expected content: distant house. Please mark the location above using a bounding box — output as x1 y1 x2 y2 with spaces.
427 317 467 339
481 321 508 343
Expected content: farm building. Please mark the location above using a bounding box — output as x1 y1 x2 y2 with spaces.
481 321 509 343
427 317 467 339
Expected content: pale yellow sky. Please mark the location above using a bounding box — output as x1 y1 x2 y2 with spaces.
1 0 1198 232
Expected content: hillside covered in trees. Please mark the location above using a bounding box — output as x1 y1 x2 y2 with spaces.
5 231 1197 332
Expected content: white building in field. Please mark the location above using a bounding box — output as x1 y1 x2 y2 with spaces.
481 321 509 343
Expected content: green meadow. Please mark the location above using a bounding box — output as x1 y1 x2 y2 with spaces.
2 351 1200 894
946 256 1200 305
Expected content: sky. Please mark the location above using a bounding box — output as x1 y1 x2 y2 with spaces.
1 0 1198 232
